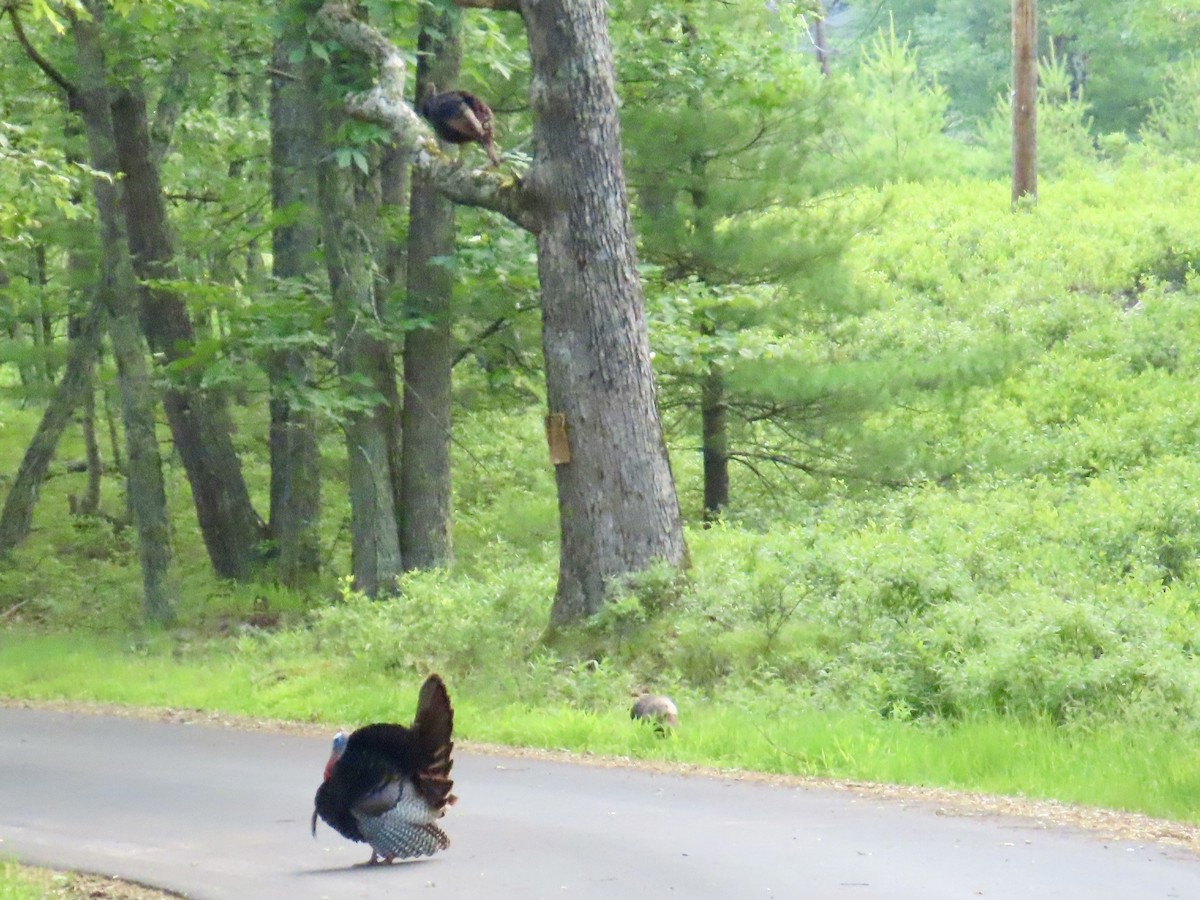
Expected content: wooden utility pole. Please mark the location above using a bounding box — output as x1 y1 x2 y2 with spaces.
1011 0 1038 206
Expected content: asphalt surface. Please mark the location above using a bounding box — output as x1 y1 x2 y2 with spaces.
1 707 1198 899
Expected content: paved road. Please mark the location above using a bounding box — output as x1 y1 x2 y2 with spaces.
1 708 1197 899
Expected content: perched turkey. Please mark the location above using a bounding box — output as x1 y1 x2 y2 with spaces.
631 692 679 735
311 674 457 864
418 84 501 167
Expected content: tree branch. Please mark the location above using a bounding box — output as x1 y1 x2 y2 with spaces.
452 302 537 367
5 5 79 105
316 2 538 232
455 0 522 11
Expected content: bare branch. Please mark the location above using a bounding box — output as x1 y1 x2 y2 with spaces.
452 303 538 367
455 0 522 11
316 2 537 232
5 5 79 104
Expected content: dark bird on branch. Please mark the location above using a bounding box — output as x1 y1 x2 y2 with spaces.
312 674 457 864
419 84 501 167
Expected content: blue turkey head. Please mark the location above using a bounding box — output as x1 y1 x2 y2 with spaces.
324 731 349 779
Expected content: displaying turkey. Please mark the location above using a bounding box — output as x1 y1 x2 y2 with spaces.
311 674 457 864
418 84 502 167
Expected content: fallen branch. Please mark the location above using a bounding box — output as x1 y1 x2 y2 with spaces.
0 599 31 621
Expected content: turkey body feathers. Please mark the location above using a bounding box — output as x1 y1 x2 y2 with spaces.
312 674 456 862
419 90 501 167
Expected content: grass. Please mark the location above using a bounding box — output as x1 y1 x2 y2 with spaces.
5 160 1200 835
4 631 1200 824
0 861 173 899
0 863 41 900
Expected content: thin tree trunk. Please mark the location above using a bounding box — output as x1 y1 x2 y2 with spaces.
1012 0 1038 206
0 300 105 556
70 3 175 624
31 245 54 384
812 4 831 76
701 362 729 522
523 0 688 626
64 145 103 516
400 0 460 571
107 80 267 580
103 378 123 476
379 142 407 543
69 308 104 515
268 9 323 586
678 20 728 524
79 374 102 513
316 105 403 597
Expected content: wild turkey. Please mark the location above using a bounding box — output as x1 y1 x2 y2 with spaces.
418 84 502 167
631 692 679 735
311 674 457 864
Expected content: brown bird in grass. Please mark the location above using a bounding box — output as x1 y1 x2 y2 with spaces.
631 692 679 735
312 674 457 864
418 84 501 167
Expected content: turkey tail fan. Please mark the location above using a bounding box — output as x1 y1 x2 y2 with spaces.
414 674 457 812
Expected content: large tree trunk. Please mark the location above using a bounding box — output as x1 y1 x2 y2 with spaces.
0 300 105 556
267 10 323 586
400 1 461 571
316 106 404 597
310 0 688 617
71 3 175 624
107 80 268 581
1012 0 1038 206
523 0 689 626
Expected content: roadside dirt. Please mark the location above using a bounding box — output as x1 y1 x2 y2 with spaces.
5 696 1199 860
8 865 182 899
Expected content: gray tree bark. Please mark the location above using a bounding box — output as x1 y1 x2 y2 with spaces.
108 78 269 581
70 2 175 624
401 0 461 571
0 300 105 556
268 8 324 586
316 105 404 597
521 0 688 625
313 0 689 620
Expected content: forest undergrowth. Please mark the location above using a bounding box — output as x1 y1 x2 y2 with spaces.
4 159 1200 823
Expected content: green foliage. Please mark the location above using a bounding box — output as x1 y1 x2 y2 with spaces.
1141 54 1200 158
0 862 46 900
972 50 1099 179
836 20 969 185
10 0 1200 826
880 0 1200 134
